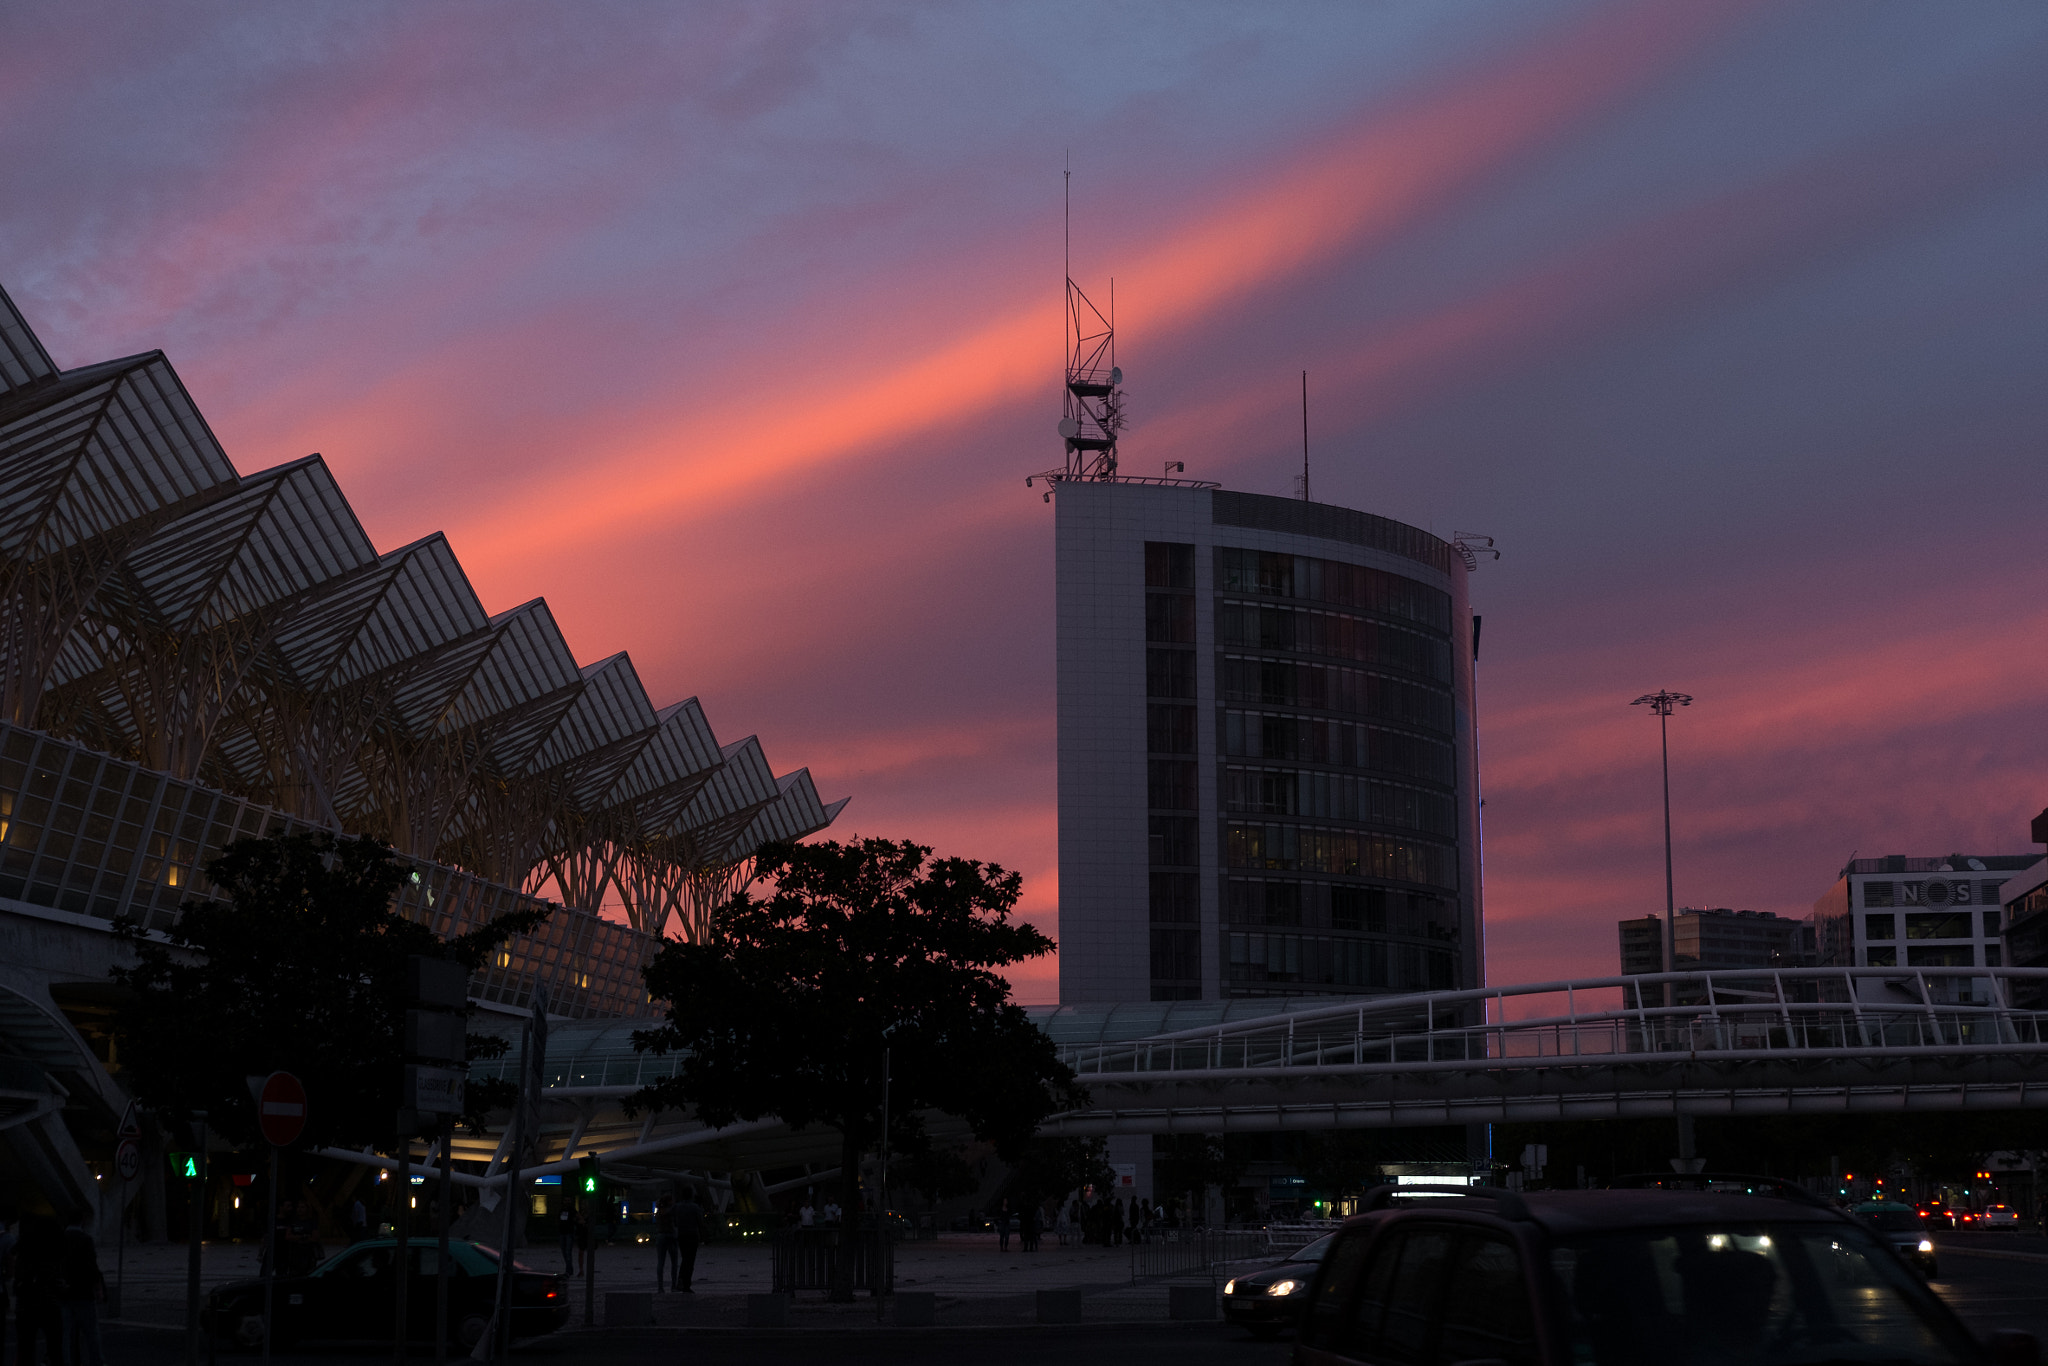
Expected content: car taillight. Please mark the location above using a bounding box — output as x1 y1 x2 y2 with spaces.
545 1290 558 1299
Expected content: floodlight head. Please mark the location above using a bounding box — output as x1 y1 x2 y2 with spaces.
1631 690 1694 717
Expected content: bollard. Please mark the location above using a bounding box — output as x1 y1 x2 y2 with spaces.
1168 1284 1215 1321
892 1292 936 1327
745 1294 789 1329
603 1292 654 1327
1035 1289 1082 1324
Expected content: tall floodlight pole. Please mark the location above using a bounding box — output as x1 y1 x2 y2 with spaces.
1631 691 1693 977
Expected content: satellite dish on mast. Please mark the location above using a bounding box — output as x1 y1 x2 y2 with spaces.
1109 366 1123 385
1057 417 1080 439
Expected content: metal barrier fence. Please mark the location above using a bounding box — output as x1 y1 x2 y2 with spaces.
770 1227 896 1293
1129 1228 1296 1283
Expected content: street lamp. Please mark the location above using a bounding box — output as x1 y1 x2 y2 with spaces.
1631 690 1693 977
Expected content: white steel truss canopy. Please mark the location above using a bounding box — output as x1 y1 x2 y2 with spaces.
0 283 842 940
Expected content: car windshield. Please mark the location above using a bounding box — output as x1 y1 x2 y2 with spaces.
1550 1222 1974 1365
1855 1207 1924 1233
1291 1233 1336 1264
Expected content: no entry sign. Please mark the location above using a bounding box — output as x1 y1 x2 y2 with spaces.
257 1071 307 1147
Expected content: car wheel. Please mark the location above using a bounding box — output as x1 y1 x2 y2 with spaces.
457 1314 490 1351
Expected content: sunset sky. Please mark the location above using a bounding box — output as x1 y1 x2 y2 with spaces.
5 2 2047 1002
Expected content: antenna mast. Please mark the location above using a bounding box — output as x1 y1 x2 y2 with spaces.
1028 164 1215 501
1300 370 1310 502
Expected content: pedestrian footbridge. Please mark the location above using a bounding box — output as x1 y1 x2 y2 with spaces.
392 967 2048 1197
1036 967 2048 1136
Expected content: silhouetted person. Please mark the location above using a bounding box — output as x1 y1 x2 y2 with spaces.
673 1191 704 1292
58 1220 104 1366
653 1199 679 1292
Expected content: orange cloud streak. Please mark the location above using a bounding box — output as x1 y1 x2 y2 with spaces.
367 0 1754 580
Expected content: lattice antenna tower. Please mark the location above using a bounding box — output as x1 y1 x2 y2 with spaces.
1058 164 1123 481
1028 165 1215 501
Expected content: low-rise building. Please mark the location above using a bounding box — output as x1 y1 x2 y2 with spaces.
1616 907 1814 976
1812 853 2037 973
1996 810 2048 1004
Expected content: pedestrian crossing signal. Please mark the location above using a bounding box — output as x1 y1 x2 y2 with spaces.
169 1152 200 1180
577 1154 601 1194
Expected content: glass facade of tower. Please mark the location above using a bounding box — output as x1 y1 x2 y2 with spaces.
1210 548 1461 996
1056 482 1481 1006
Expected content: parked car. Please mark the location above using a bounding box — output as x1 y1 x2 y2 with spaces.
1980 1204 2022 1230
1222 1232 1335 1338
204 1239 566 1350
1855 1201 1939 1277
1291 1183 2031 1366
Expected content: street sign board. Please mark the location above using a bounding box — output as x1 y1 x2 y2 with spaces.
404 1063 465 1117
114 1138 141 1181
117 1101 141 1138
258 1071 308 1146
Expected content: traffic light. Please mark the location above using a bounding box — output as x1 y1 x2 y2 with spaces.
577 1153 601 1195
168 1152 201 1180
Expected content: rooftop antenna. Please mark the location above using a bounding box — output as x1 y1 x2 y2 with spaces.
1298 370 1310 501
1027 162 1213 501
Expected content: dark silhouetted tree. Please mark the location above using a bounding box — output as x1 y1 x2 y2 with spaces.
632 837 1079 1299
111 831 548 1148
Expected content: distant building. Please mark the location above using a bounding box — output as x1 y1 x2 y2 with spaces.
1996 810 2048 1004
1053 482 1483 1003
1812 854 2037 972
1617 908 1814 976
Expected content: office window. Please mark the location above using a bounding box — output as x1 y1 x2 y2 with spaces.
1865 945 1897 967
1146 704 1196 754
1146 648 1196 699
1145 541 1194 589
1149 927 1199 994
1330 885 1387 933
1145 593 1195 644
1147 759 1198 812
1905 912 1971 941
1906 944 1974 968
1862 881 1894 908
1983 911 2001 938
1986 944 2004 967
1149 871 1198 924
1148 814 1198 868
1864 913 1895 941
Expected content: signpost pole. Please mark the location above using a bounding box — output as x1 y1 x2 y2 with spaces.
261 1146 278 1366
115 1172 128 1319
582 1178 594 1328
186 1110 207 1366
113 1101 140 1320
395 1136 412 1365
254 1073 307 1366
435 1116 453 1362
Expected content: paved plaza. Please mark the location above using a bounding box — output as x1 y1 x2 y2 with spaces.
103 1230 1251 1332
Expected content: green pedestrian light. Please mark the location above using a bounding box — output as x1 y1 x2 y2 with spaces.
169 1152 200 1180
578 1153 601 1194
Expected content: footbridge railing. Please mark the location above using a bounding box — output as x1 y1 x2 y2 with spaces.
1040 968 2048 1135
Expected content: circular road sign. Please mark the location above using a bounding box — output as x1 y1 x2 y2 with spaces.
114 1138 142 1181
258 1071 308 1147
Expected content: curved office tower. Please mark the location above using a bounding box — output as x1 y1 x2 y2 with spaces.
1055 483 1483 1003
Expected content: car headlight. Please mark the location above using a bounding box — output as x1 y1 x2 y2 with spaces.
1918 1240 1934 1253
1222 1279 1236 1295
1266 1279 1300 1297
